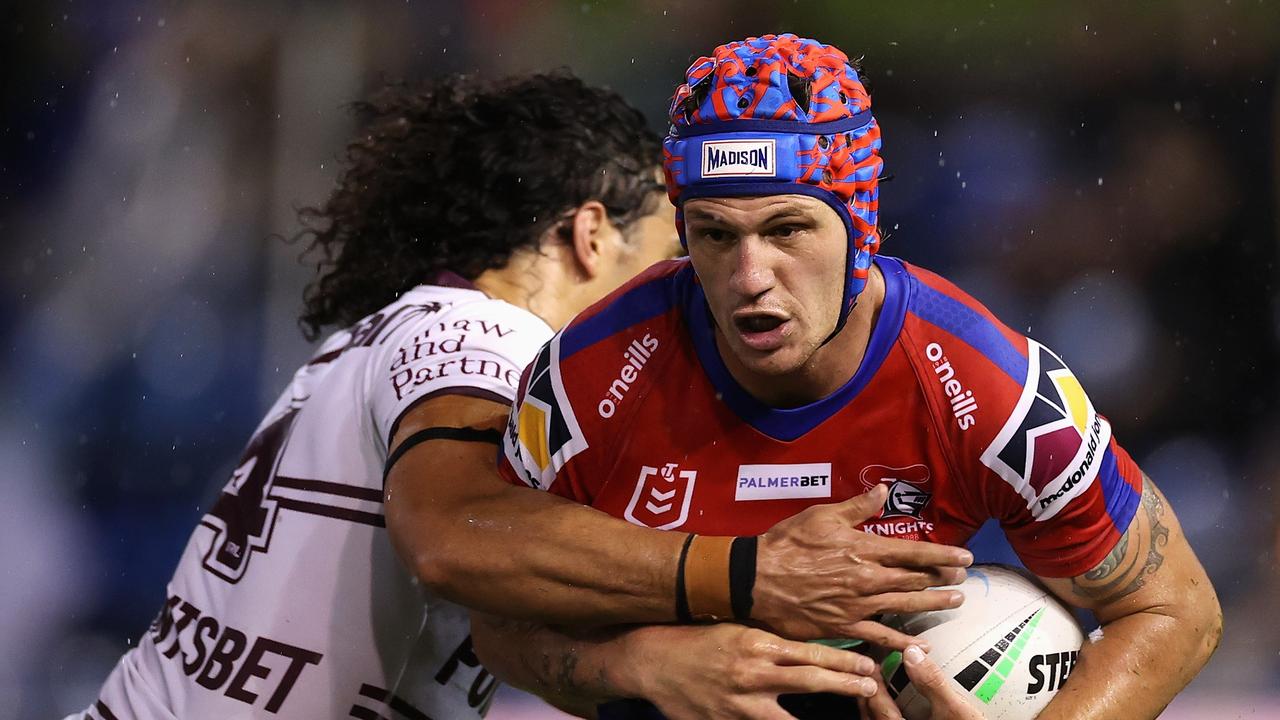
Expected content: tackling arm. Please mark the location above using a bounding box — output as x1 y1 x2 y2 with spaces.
385 394 682 625
384 394 972 637
469 612 879 720
1035 474 1222 719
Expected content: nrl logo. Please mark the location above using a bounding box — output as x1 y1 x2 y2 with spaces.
624 463 697 530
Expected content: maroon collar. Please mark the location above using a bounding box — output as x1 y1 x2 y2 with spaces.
425 269 478 290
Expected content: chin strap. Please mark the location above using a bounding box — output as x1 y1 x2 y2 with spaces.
819 296 857 347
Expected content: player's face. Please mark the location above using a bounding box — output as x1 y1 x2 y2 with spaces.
684 194 846 378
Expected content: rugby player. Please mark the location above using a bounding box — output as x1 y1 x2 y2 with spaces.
485 35 1223 719
74 71 970 720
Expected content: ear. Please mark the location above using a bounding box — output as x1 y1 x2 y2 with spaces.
568 201 611 280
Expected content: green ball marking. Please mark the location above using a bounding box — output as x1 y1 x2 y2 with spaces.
881 650 903 683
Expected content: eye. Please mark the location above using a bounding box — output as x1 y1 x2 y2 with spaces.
771 224 804 239
696 227 734 244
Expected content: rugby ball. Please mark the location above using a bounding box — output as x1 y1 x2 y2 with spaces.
879 565 1085 720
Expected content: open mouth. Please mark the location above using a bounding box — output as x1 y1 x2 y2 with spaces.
731 311 791 351
734 315 786 334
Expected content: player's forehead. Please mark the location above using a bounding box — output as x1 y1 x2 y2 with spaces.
683 194 831 227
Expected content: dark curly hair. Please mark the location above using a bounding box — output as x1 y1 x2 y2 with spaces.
295 71 663 340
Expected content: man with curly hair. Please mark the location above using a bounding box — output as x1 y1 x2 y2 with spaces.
74 71 970 719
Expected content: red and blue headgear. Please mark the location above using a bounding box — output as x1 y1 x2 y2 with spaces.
663 34 884 335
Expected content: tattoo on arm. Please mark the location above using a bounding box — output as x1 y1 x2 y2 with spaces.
1071 475 1169 603
486 615 616 702
555 649 581 694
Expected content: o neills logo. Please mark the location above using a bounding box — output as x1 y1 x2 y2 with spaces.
598 333 659 418
925 342 978 430
1038 415 1103 510
701 139 777 178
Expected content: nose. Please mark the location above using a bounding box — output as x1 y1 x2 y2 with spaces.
728 234 775 300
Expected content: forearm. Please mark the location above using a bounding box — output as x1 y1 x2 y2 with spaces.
422 483 684 624
473 612 883 720
1037 603 1220 719
470 611 637 717
389 447 682 626
1038 475 1221 719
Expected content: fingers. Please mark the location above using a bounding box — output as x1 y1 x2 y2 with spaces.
838 620 930 653
871 567 967 593
902 644 978 717
861 665 905 720
868 534 974 569
869 589 965 616
735 631 879 699
755 703 801 720
763 666 878 698
768 639 877 677
902 644 946 693
835 483 889 524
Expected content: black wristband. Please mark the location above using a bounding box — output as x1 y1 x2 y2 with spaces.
728 535 758 622
674 533 696 623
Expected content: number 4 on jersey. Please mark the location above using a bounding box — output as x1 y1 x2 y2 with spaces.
199 405 300 583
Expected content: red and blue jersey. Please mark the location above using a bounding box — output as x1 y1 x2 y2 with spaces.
499 257 1143 578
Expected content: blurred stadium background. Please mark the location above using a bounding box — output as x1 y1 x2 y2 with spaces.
2 1 1277 717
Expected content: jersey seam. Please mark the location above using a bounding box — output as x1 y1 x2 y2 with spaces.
897 285 987 526
589 320 685 506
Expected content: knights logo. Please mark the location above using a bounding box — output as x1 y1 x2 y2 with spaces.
858 464 935 538
860 464 932 520
506 335 588 491
980 340 1112 521
624 463 697 530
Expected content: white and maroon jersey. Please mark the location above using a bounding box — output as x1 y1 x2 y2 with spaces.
76 276 551 720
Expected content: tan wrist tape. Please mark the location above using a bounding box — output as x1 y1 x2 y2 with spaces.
683 535 735 621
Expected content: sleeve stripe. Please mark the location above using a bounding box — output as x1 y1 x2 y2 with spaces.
1100 445 1141 534
908 275 1028 385
560 269 681 360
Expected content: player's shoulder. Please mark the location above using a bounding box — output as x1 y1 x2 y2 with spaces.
360 282 553 420
892 259 1125 523
525 257 691 414
556 258 692 362
401 283 550 340
895 259 1031 393
504 260 692 490
364 283 552 370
